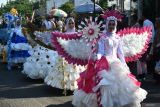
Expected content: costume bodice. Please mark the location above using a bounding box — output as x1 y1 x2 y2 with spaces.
98 32 120 58
97 32 126 65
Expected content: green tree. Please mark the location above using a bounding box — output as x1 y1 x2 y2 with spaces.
59 1 74 14
97 0 108 10
0 0 33 16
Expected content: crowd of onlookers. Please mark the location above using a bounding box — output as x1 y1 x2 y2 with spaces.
128 12 160 84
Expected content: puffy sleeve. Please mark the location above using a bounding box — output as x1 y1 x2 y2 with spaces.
97 37 105 59
117 39 127 65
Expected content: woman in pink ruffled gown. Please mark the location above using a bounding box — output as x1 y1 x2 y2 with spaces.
72 11 147 107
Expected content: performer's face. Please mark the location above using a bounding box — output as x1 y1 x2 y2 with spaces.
68 20 75 29
108 20 116 32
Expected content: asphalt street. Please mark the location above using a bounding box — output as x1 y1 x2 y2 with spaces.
0 63 159 107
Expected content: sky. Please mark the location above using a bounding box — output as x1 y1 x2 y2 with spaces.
0 0 7 6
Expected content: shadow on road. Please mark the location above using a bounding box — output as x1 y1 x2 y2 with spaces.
46 101 73 107
0 63 73 99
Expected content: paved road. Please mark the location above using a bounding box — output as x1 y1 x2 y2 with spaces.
0 63 159 107
0 63 73 107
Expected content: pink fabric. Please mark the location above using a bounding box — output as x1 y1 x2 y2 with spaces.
128 73 141 87
95 56 110 72
77 60 96 93
77 56 109 93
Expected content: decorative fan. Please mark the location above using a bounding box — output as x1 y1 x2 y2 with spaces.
117 27 152 62
78 17 104 42
52 26 152 66
52 17 104 66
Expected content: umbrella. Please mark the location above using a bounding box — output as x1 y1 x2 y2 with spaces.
75 2 103 13
49 9 67 17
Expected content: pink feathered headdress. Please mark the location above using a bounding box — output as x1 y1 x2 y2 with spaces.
102 10 123 21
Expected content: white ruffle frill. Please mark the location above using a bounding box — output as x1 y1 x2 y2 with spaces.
22 45 58 79
72 58 147 107
45 59 85 90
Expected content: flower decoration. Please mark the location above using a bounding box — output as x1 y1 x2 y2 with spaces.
78 17 104 42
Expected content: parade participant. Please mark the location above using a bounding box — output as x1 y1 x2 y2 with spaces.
7 19 32 70
65 17 76 33
142 13 155 76
45 17 85 91
72 10 147 107
22 17 85 88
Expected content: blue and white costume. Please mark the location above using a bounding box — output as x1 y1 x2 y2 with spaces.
7 20 32 70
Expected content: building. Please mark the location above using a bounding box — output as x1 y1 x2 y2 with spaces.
108 0 136 11
46 0 69 13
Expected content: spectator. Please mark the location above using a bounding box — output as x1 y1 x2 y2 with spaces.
42 15 53 30
153 17 160 84
142 13 156 75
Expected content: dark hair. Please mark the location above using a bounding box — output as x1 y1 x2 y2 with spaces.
142 12 149 19
138 19 143 27
133 14 138 22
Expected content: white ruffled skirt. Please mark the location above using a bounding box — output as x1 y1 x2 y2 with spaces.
45 59 86 90
72 58 147 107
22 45 58 79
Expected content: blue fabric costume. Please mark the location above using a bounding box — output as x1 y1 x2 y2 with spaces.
7 24 31 70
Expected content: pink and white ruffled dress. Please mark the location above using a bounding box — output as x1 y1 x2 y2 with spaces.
72 32 147 107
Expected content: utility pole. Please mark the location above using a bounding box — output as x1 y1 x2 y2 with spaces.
128 0 132 26
155 0 159 17
94 0 95 14
137 0 143 19
121 0 124 12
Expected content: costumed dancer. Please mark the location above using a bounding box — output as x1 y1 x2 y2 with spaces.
45 17 85 91
72 10 147 107
7 19 32 70
0 13 15 63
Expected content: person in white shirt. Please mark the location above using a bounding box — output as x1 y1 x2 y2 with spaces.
42 15 53 30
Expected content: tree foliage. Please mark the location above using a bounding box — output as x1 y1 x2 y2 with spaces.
97 0 108 10
59 1 74 14
0 0 33 16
